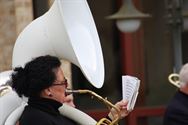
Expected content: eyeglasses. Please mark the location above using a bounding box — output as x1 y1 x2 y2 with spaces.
52 78 68 88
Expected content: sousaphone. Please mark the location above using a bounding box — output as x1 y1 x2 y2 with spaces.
0 0 121 125
12 0 104 88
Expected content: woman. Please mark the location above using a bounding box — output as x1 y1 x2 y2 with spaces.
12 55 128 125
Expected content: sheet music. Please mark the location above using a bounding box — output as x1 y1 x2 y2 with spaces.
122 75 140 111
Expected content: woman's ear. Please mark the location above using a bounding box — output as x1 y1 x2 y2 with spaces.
41 88 52 97
47 88 53 97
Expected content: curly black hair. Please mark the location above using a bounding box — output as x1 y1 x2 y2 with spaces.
11 55 61 97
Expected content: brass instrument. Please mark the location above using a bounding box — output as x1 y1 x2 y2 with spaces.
66 89 121 125
1 0 113 124
168 73 180 88
0 85 12 97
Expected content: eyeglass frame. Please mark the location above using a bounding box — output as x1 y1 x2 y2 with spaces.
52 78 68 88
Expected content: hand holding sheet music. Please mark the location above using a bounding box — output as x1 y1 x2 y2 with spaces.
122 75 140 111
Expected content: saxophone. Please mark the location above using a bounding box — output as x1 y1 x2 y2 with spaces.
65 89 121 125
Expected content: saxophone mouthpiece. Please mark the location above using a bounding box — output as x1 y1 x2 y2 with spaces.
65 89 89 96
65 89 80 95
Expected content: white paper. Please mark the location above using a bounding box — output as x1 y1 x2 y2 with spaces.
122 75 140 111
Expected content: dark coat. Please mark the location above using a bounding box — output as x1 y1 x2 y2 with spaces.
19 97 77 125
163 90 188 125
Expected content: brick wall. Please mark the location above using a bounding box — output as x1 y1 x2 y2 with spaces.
0 0 33 71
0 0 17 71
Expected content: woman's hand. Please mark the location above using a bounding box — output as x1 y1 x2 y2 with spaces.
108 100 129 120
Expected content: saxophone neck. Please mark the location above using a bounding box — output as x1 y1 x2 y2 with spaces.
65 89 90 95
65 89 121 124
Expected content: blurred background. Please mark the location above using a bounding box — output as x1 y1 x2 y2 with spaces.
1 0 188 125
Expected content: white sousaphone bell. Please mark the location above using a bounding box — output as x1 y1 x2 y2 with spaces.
12 0 104 89
1 0 105 125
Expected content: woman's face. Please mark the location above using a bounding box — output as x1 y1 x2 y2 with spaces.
48 67 68 103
